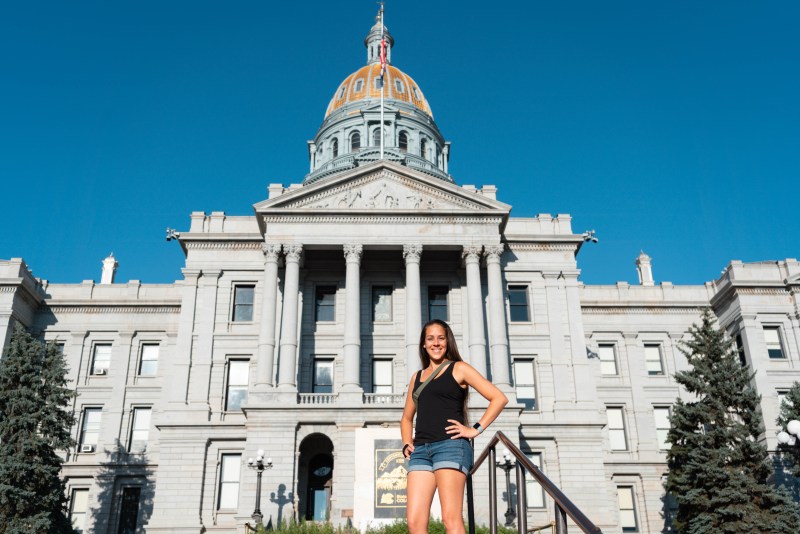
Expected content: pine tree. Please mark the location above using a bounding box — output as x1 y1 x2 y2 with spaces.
776 381 800 477
664 309 800 533
0 324 77 533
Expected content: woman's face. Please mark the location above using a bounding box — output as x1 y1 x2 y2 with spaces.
424 324 448 360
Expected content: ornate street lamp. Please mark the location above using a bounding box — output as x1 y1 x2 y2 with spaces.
247 449 273 526
496 449 517 527
777 419 800 447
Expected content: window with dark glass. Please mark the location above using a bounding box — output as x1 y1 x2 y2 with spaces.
427 286 449 321
331 138 338 158
315 286 336 322
313 358 334 393
117 487 141 534
735 334 747 366
508 285 530 322
372 286 393 322
232 285 255 322
398 131 408 152
420 138 428 160
350 132 361 151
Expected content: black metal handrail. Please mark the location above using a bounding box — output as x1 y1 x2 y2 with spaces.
467 431 602 534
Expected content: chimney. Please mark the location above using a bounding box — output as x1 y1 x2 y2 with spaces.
636 251 654 286
101 253 118 284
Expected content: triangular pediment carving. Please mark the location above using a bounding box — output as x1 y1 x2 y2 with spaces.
257 162 510 213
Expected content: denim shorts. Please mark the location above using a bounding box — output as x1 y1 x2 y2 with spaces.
407 438 474 475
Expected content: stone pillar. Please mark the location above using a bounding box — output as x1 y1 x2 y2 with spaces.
404 244 423 382
255 244 282 388
544 271 573 408
277 245 302 390
485 244 510 386
187 270 221 411
463 245 487 375
564 274 596 408
162 270 200 416
342 244 363 392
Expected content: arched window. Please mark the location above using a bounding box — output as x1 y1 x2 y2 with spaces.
331 138 338 158
373 128 382 147
420 138 428 160
399 131 408 152
350 132 361 152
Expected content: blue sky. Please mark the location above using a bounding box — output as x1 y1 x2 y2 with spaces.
1 1 797 285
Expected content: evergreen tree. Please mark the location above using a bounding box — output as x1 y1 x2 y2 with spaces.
0 324 77 533
777 381 800 477
664 309 800 533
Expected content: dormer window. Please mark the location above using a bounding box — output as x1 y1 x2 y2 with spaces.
338 86 346 100
354 79 364 92
395 79 404 93
412 86 420 100
374 77 383 90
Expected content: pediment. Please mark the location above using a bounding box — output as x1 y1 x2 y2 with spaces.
255 161 511 214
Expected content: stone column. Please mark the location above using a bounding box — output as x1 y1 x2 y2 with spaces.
277 245 303 390
404 244 423 382
485 244 511 386
463 245 487 376
342 244 363 392
255 244 282 388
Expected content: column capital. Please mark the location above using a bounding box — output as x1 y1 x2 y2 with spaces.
262 243 282 261
403 244 422 263
462 245 483 264
283 244 303 262
343 244 363 263
484 244 504 261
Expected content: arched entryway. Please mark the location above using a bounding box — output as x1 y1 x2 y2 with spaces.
298 433 334 521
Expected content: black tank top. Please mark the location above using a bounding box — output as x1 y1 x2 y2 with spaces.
413 362 467 444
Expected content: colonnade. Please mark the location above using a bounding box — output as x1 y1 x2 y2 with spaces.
253 242 512 394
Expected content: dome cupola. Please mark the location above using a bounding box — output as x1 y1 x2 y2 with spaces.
305 8 451 185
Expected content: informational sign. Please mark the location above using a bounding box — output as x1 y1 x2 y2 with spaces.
374 439 406 518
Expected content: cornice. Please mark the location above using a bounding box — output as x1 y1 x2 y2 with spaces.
184 242 263 250
507 243 577 252
262 215 503 225
42 304 181 314
581 306 705 315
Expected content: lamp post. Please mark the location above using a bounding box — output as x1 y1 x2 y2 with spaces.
777 419 800 447
247 449 273 526
496 449 517 527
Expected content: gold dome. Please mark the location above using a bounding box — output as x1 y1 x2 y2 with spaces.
325 63 432 118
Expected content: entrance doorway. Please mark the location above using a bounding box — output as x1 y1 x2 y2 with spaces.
298 433 334 521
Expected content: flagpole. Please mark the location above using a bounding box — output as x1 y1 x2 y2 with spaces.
379 3 385 160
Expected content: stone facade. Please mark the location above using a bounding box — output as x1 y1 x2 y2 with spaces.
2 12 800 534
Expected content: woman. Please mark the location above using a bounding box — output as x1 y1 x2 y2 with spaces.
400 319 508 534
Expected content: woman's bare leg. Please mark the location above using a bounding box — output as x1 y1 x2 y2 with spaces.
435 469 468 534
407 471 437 534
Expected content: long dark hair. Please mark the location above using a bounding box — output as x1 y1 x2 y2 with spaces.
417 319 469 421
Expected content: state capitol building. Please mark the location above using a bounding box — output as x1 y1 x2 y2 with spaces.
1 10 799 534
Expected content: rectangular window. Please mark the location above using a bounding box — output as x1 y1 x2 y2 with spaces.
372 286 393 322
138 344 159 376
80 408 102 450
525 452 545 509
313 358 334 393
315 286 336 322
70 488 89 533
508 285 530 322
232 285 255 322
117 487 141 534
427 286 449 322
217 454 241 509
644 344 664 375
513 359 537 410
764 326 785 359
91 344 111 375
607 407 628 451
226 360 249 411
372 358 393 394
654 406 671 451
735 334 747 366
598 344 618 376
129 408 151 453
618 486 638 532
